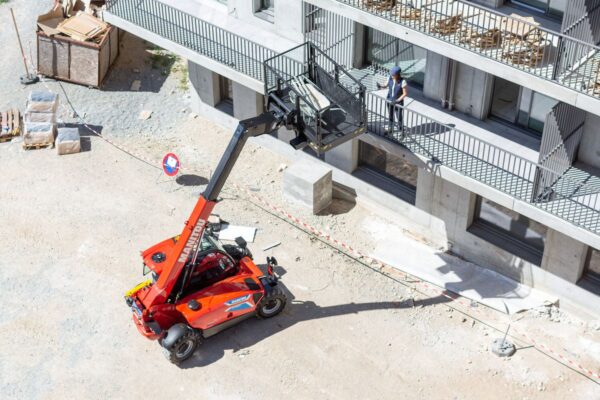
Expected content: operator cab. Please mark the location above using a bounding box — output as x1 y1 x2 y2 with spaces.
167 233 246 303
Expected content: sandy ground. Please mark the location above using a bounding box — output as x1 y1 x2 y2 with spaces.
1 1 600 398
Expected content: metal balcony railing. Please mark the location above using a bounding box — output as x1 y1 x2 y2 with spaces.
106 0 277 81
104 0 600 236
368 94 600 235
334 0 600 100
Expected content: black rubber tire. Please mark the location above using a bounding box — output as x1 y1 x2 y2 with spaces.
256 287 287 318
161 328 201 365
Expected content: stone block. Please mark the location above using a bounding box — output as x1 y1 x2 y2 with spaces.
283 161 332 214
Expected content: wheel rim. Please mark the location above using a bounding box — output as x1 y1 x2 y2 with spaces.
175 338 195 359
262 298 282 315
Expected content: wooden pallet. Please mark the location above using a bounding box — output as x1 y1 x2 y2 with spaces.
23 142 53 150
0 109 21 142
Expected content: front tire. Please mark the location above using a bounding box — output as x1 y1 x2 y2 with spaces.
161 326 201 365
257 287 287 318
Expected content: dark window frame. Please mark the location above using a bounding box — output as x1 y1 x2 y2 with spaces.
468 196 546 265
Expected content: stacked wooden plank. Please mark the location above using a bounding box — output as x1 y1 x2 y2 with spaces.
23 91 58 149
57 13 109 42
0 110 22 142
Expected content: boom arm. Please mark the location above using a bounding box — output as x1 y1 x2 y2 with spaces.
139 110 288 309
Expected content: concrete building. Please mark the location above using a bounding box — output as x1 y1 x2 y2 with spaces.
104 0 600 318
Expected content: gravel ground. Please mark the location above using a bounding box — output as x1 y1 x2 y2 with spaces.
1 1 600 399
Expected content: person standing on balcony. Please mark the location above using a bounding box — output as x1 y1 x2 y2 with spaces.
377 66 408 134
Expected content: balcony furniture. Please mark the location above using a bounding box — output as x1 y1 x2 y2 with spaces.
594 66 600 95
459 28 502 49
430 14 462 35
363 0 397 12
393 5 422 20
502 30 550 67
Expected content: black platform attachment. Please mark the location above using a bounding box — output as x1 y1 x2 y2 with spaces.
264 42 367 155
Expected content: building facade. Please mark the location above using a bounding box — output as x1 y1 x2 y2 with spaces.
104 0 600 318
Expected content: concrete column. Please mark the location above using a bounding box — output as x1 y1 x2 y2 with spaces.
423 51 449 106
453 63 494 120
577 112 600 169
232 82 264 121
188 61 220 107
324 139 359 173
541 229 588 283
352 23 367 69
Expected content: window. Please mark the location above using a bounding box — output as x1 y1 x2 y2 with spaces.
217 76 234 116
364 28 427 87
468 196 547 265
510 0 566 19
255 0 275 23
578 248 600 295
490 77 558 136
356 141 418 204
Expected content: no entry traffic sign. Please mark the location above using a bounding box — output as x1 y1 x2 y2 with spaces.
162 153 180 176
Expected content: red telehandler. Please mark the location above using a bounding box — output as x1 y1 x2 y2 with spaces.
125 43 367 364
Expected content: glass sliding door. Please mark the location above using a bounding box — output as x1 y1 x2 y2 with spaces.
365 28 426 87
510 0 565 19
490 78 521 124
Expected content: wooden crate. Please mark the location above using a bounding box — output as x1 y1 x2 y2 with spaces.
37 26 119 88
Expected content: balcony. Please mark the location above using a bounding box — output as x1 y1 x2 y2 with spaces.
306 0 600 113
104 0 600 240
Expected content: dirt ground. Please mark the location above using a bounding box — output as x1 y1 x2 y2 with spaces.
1 1 600 399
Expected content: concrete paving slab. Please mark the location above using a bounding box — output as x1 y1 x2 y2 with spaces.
364 217 557 314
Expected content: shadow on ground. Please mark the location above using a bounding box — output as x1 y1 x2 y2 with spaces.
177 281 450 369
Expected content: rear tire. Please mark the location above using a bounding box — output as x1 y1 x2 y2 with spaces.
161 328 201 365
257 287 286 318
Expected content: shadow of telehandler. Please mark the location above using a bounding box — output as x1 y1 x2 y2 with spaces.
180 282 450 369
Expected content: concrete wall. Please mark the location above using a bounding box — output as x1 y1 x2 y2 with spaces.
188 61 221 107
452 63 493 120
416 167 540 285
324 139 359 173
232 82 264 120
228 0 304 43
541 228 588 283
423 53 493 120
577 112 600 169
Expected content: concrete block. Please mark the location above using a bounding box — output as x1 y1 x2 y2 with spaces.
283 161 332 214
541 229 588 283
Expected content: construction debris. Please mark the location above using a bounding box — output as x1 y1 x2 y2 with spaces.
57 12 108 42
262 242 281 251
138 110 153 120
130 80 142 91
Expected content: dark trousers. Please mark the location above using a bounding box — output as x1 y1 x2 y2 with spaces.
387 100 404 132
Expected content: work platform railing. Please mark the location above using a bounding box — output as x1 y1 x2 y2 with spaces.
331 0 600 100
265 43 367 153
104 0 600 236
